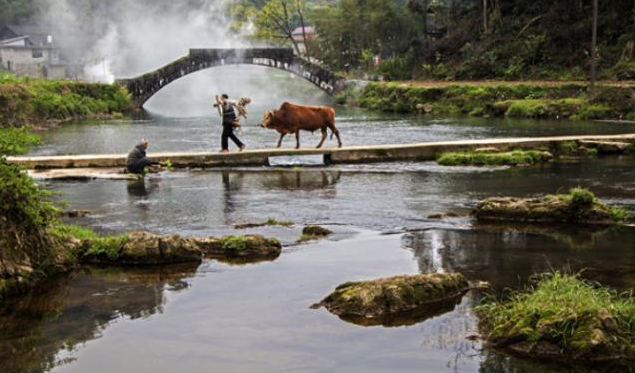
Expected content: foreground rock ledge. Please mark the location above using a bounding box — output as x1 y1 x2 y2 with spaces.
312 273 468 325
473 190 628 225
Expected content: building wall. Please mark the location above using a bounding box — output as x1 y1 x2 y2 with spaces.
0 46 63 77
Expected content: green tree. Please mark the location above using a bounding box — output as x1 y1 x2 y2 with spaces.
311 0 418 72
253 0 311 57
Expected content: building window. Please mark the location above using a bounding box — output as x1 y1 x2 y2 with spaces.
32 49 43 58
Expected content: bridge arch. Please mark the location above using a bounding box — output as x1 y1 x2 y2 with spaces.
115 48 347 108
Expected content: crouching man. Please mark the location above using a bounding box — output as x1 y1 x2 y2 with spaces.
126 139 161 174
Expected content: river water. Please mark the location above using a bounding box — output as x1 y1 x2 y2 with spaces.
4 67 635 373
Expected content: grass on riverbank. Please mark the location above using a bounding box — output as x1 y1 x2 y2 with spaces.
349 82 635 120
476 272 635 361
0 74 131 127
50 224 128 261
436 149 552 166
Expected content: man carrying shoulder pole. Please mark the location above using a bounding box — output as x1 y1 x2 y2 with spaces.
214 93 245 153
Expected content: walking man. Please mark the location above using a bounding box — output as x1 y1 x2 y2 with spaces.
214 94 245 153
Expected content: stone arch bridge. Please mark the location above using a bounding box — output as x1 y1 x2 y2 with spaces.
115 48 348 108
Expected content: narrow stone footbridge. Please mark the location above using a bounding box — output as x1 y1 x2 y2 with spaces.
115 48 348 108
8 134 635 170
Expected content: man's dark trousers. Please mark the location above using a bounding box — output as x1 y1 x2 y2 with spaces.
221 123 244 150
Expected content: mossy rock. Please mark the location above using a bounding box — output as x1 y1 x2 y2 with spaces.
312 273 468 325
200 235 282 260
476 273 635 363
437 150 553 167
473 188 630 225
298 225 333 243
79 231 202 265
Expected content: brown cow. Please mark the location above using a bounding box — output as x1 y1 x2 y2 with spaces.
259 102 342 149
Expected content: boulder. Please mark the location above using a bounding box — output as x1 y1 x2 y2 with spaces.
118 231 202 265
302 225 332 237
312 273 468 324
298 225 333 243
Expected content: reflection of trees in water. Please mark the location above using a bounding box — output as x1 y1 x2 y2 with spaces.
0 264 198 373
402 227 635 292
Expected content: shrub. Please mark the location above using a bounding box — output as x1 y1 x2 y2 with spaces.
0 75 131 126
0 127 41 155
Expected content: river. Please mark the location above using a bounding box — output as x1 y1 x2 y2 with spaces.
3 67 635 373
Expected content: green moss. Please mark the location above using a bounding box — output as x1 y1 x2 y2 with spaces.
265 218 294 227
608 206 631 222
437 150 552 166
569 187 596 206
476 272 635 359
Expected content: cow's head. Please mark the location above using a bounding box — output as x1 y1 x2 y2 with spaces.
259 110 274 128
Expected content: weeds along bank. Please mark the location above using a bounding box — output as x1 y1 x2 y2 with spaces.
338 82 635 121
0 74 131 128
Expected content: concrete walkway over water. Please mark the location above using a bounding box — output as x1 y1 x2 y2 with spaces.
8 134 635 170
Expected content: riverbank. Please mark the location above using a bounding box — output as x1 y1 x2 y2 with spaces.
0 73 132 128
337 81 635 121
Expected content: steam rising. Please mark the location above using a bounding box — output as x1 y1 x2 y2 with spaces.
41 0 251 80
38 0 332 117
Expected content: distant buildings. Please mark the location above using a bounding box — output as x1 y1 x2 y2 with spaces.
0 25 80 79
291 26 315 56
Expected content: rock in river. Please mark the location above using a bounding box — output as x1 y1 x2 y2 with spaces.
192 235 282 261
473 188 630 225
312 273 468 326
79 232 281 265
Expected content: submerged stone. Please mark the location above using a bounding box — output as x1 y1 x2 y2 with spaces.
312 273 468 326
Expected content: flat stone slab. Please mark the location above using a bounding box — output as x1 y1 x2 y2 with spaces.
8 134 635 169
27 168 141 181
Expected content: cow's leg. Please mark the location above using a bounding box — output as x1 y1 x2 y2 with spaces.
295 131 300 149
332 127 342 148
277 133 286 148
316 127 327 148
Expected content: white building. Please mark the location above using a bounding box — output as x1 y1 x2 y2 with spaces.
0 25 78 79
